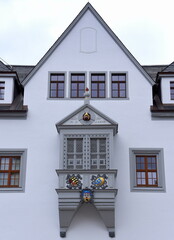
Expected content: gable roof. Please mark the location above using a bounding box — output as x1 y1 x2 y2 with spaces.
22 2 155 86
56 103 118 135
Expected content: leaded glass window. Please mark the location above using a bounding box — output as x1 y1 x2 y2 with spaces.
0 156 20 187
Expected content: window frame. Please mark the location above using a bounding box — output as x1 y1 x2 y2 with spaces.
0 81 5 100
62 133 110 170
90 73 106 98
110 72 128 99
0 149 27 192
49 73 65 99
170 81 174 100
70 73 86 98
129 148 166 192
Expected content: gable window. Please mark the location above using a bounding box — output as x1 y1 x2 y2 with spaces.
50 73 65 98
71 74 85 98
91 73 105 98
0 81 5 100
129 149 165 192
111 73 126 98
0 149 27 192
64 134 109 170
170 81 174 100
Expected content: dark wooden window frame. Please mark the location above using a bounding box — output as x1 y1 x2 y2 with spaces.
50 73 65 98
0 81 5 100
170 81 174 100
111 73 126 98
70 74 85 98
91 73 106 98
0 156 20 188
136 155 158 187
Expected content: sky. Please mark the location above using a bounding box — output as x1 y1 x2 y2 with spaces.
0 0 174 66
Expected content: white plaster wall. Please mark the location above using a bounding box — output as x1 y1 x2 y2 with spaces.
0 77 14 103
161 77 174 103
0 9 174 240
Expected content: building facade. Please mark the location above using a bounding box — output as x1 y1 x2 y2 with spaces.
0 3 174 240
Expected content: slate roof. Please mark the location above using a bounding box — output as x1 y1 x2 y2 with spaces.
161 61 174 73
0 64 167 83
12 65 34 83
0 60 12 72
142 65 167 81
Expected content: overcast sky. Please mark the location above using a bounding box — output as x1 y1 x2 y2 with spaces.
0 0 174 66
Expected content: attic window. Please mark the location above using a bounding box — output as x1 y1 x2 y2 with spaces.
170 81 174 100
111 73 126 98
50 74 65 98
0 82 5 100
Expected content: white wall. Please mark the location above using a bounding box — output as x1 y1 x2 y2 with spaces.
0 9 174 240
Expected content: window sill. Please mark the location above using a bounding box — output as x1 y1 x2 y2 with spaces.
131 186 166 192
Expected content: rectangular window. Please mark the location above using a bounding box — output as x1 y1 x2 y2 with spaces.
136 155 157 187
0 81 5 100
91 74 105 98
129 149 165 192
71 74 85 98
90 138 106 169
0 150 27 192
170 81 174 100
111 73 126 98
0 156 20 187
50 73 65 98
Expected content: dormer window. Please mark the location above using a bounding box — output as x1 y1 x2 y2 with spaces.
0 81 5 100
170 81 174 100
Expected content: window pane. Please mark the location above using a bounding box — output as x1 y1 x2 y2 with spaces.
120 91 126 98
112 83 118 90
76 139 83 152
91 90 97 98
120 83 126 90
67 139 74 152
50 83 57 90
99 90 105 98
112 91 118 98
99 83 105 90
91 83 97 90
50 91 57 98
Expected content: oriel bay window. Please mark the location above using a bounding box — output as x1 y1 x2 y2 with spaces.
71 74 85 98
91 73 105 98
64 134 109 170
50 73 65 98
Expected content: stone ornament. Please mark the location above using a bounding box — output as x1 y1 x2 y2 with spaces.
66 174 82 189
91 174 108 189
